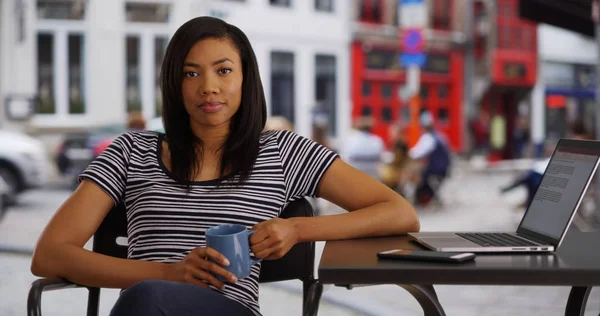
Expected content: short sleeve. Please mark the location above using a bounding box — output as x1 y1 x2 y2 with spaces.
276 130 339 201
78 132 135 206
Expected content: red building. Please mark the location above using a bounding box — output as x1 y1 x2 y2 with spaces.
351 0 538 157
351 0 464 151
474 0 537 159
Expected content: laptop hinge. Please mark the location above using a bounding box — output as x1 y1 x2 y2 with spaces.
515 231 549 245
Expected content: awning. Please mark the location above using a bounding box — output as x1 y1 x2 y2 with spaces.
519 0 594 37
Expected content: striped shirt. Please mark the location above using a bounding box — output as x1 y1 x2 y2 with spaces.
79 129 338 315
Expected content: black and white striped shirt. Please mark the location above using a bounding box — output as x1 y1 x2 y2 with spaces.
79 130 338 315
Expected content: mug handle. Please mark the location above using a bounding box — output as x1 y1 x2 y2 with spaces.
247 230 263 265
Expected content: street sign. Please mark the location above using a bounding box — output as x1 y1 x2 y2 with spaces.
400 0 424 5
401 53 427 67
401 28 425 53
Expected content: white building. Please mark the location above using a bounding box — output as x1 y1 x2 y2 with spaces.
0 0 351 149
530 23 597 155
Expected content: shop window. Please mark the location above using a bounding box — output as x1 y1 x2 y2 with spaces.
271 51 295 123
423 55 450 74
382 106 392 122
125 2 170 23
37 33 55 114
362 82 372 96
365 49 401 70
37 0 86 20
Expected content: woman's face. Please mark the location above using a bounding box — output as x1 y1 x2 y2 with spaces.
181 37 243 131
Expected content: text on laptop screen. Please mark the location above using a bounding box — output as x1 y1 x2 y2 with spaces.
520 146 599 240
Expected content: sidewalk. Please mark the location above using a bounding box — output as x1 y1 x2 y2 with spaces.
1 167 599 315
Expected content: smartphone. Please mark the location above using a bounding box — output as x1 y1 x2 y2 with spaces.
377 249 476 263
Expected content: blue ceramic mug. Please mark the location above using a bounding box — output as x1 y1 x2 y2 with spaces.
205 224 262 280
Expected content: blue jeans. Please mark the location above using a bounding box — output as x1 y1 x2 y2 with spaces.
109 280 254 316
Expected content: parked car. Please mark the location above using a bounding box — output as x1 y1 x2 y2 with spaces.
0 130 51 204
0 174 11 221
55 123 126 176
55 118 165 190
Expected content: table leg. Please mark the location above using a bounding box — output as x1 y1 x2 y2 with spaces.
397 284 446 316
565 286 593 316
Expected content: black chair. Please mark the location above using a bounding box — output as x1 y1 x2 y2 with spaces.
28 198 323 316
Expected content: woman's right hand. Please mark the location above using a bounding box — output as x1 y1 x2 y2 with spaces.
166 247 238 290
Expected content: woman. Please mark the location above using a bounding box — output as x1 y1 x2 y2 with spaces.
31 17 419 316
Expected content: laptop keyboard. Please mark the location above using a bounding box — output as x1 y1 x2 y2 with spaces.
456 233 540 247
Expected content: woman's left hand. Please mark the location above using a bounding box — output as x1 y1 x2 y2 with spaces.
249 218 299 260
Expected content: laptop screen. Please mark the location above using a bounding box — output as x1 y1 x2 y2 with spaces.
518 139 600 242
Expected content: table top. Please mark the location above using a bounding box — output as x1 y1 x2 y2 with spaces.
318 229 600 286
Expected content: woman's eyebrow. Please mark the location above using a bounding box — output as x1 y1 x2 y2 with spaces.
212 58 233 66
183 58 233 68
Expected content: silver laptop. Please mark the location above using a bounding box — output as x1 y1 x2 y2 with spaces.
409 138 600 253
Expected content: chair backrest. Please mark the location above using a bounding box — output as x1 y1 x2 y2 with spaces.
92 198 316 283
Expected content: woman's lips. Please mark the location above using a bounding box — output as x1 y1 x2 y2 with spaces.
199 102 224 113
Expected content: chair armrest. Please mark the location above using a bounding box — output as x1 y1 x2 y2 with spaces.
28 278 82 316
259 198 316 283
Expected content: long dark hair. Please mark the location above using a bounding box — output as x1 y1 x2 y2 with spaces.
160 16 267 186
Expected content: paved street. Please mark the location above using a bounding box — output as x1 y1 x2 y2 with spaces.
1 164 599 316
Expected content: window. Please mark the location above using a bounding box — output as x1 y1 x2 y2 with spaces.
361 106 372 117
359 0 382 23
271 52 295 123
125 2 170 23
155 37 168 117
68 34 85 114
420 85 429 99
438 108 449 123
422 55 450 74
381 84 392 99
37 34 55 114
126 36 141 113
270 0 291 7
125 33 167 116
401 107 410 122
315 0 334 12
37 0 86 20
432 0 450 29
315 55 337 135
362 82 371 96
382 106 392 122
36 31 86 116
365 50 401 70
438 85 448 98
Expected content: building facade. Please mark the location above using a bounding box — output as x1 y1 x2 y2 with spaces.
0 0 351 146
350 0 465 151
530 24 597 155
470 0 537 160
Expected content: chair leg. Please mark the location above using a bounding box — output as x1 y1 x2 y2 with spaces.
86 287 100 316
303 280 323 316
